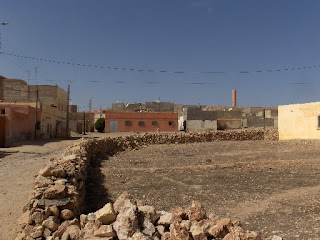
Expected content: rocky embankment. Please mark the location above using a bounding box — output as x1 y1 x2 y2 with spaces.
15 129 280 239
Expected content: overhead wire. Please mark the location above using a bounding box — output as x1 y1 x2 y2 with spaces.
2 50 320 75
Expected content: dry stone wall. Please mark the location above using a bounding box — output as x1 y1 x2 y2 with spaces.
16 129 280 240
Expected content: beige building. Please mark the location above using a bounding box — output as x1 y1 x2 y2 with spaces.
278 102 320 140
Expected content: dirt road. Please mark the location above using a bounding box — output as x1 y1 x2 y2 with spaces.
0 139 75 240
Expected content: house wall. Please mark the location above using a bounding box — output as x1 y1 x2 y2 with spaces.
187 120 217 132
0 116 5 147
217 119 242 130
0 104 40 146
105 112 178 133
0 78 29 102
278 102 320 140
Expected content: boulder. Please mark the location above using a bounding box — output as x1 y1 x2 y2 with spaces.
186 201 206 221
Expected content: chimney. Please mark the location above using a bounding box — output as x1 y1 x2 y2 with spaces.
232 90 237 108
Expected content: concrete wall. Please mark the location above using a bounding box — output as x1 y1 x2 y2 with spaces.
105 111 178 133
216 110 242 119
217 119 242 130
146 101 174 112
187 120 217 132
278 102 320 140
186 107 217 120
0 115 5 147
247 117 275 128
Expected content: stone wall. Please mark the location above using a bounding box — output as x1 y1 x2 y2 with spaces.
16 129 279 240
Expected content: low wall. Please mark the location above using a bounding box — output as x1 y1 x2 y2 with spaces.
16 129 278 239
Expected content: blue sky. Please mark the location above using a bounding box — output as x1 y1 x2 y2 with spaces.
1 0 320 109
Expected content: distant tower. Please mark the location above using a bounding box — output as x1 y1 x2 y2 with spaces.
232 90 237 108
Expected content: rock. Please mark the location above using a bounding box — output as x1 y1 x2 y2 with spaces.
142 218 155 236
42 216 59 231
66 225 81 240
113 191 132 213
272 236 283 240
161 232 171 240
39 165 55 177
43 184 67 199
29 225 44 239
95 203 117 224
37 198 71 208
17 210 32 227
51 168 66 178
94 225 116 237
52 221 70 238
43 228 52 237
156 225 165 236
170 221 191 240
180 220 191 231
80 220 101 238
60 209 74 220
113 198 139 240
170 207 187 220
190 220 211 239
138 205 158 224
49 205 60 218
130 232 153 240
31 211 46 225
158 212 182 227
186 201 206 221
34 176 53 188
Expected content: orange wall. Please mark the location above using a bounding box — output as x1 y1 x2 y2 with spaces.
0 104 41 146
105 111 178 133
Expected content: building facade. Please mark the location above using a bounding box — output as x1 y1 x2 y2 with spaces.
278 102 320 140
105 111 178 133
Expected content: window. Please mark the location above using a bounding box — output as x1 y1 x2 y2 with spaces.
125 120 132 126
152 121 158 126
168 121 175 126
138 121 145 126
318 116 320 129
1 109 5 115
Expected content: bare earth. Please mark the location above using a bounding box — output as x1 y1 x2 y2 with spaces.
2 137 320 240
86 140 320 240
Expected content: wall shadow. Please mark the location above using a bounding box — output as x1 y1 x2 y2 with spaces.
84 154 112 214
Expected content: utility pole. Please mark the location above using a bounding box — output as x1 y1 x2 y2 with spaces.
83 111 86 135
66 84 70 138
0 22 8 53
34 88 39 140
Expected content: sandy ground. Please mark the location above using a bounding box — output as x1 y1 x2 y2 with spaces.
3 134 320 239
86 140 320 239
0 131 130 240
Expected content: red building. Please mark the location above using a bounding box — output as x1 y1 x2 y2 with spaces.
105 111 178 133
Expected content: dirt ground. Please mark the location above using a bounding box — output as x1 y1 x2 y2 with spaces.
87 140 320 239
0 132 136 240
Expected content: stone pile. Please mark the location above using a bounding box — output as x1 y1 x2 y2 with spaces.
78 192 262 240
16 129 279 239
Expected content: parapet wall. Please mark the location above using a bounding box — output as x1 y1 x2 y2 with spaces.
16 129 278 240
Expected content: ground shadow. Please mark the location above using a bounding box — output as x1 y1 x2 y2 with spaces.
84 154 112 214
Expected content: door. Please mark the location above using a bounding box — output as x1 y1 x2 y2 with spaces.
109 121 118 132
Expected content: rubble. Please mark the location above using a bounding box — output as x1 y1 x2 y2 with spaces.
16 129 279 239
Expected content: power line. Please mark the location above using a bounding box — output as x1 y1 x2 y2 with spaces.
2 50 320 75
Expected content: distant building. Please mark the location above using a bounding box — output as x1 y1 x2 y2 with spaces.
0 77 68 140
105 111 178 133
278 102 320 140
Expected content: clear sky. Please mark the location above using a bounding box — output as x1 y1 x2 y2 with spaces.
1 0 320 109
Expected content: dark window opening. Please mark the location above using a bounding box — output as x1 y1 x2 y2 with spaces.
138 121 145 126
318 116 320 129
168 121 174 126
36 121 40 130
1 109 5 115
125 120 132 126
152 121 158 126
